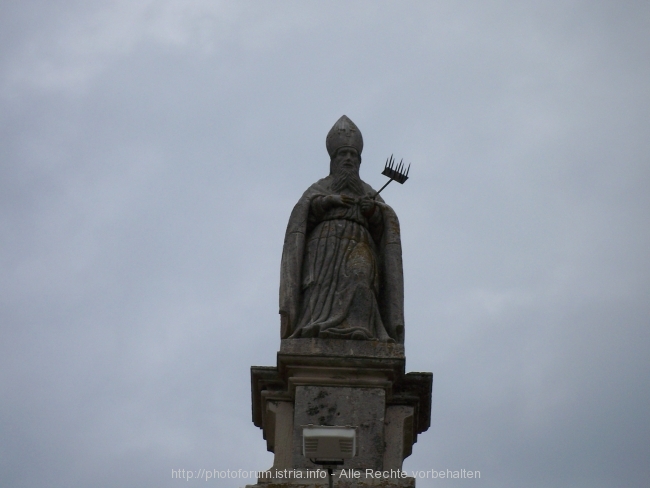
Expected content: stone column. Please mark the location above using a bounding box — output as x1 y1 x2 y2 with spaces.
249 339 432 487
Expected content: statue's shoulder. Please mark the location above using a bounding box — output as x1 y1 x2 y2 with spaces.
300 176 332 199
288 176 331 217
361 179 376 195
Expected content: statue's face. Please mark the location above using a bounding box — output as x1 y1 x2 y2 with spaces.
333 147 360 173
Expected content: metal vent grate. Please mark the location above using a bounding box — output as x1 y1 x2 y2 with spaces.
339 439 353 454
304 438 319 454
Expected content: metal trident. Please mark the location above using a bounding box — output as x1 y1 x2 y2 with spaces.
373 154 410 199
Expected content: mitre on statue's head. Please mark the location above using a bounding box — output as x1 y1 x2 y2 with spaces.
326 115 364 158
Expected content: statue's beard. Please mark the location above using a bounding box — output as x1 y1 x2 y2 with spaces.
331 166 364 195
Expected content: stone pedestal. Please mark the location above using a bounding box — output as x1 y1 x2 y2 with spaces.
292 386 386 469
246 476 415 488
248 339 432 487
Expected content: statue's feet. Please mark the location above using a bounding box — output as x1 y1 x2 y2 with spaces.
351 330 367 340
300 324 321 338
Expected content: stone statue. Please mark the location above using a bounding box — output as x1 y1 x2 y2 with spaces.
279 115 405 343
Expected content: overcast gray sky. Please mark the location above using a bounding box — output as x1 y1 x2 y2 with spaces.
1 1 649 487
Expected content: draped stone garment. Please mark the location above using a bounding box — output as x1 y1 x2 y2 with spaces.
279 176 405 343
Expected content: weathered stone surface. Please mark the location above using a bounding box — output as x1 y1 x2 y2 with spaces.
383 406 415 470
245 469 416 488
276 339 406 400
245 479 415 488
292 386 386 470
280 338 404 359
267 401 294 470
251 338 432 473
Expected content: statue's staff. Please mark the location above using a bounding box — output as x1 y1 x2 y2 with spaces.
373 154 410 199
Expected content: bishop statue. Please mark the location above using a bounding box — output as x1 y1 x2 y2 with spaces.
279 115 405 343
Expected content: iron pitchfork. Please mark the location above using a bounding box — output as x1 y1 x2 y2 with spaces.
373 154 410 199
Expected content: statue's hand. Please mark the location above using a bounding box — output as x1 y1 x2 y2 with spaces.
326 194 356 208
360 195 377 218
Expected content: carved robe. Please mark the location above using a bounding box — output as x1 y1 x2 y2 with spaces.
279 176 405 343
